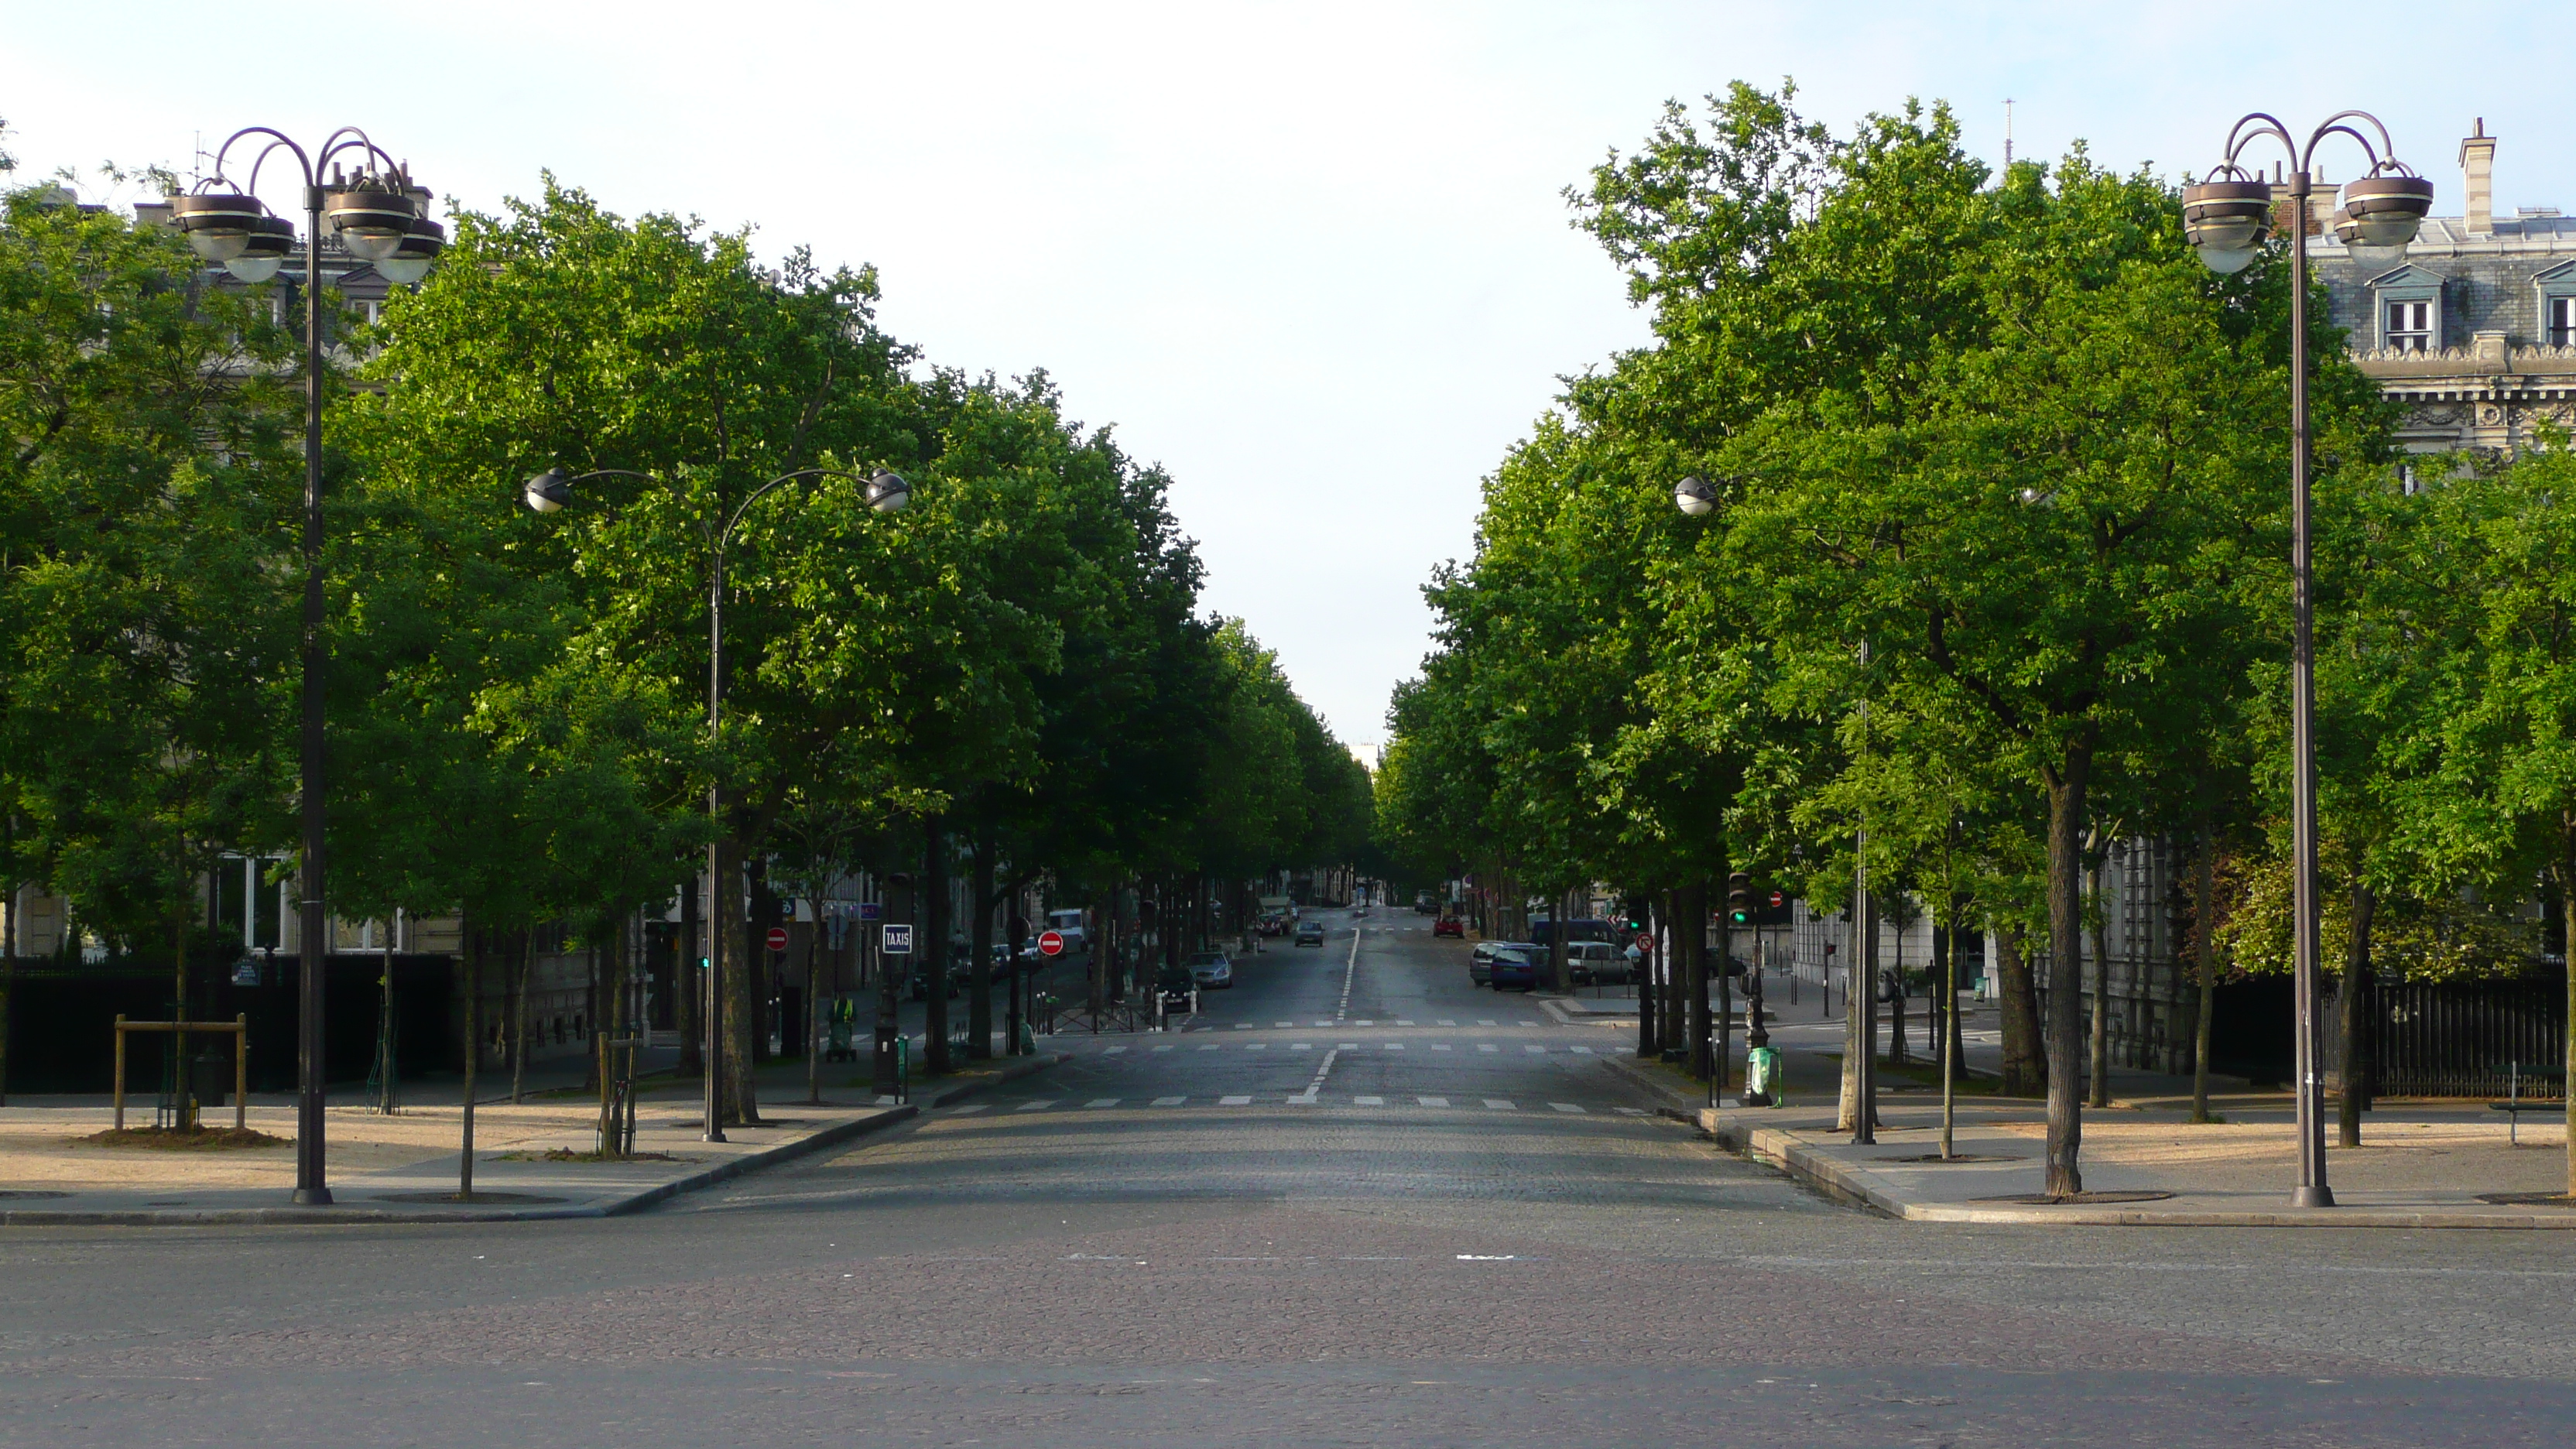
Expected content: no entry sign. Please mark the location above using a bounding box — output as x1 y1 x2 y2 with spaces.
765 926 790 953
1037 930 1065 957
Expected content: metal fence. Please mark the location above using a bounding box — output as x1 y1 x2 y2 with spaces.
2324 980 2566 1098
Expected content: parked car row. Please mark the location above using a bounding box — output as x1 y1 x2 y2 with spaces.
1463 938 1635 990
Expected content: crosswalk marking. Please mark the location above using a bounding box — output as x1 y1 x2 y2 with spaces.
1151 1044 1173 1053
1614 1107 1647 1116
1478 1044 1499 1053
1356 1019 1374 1026
1084 1098 1122 1108
1246 1043 1266 1050
1418 1095 1449 1107
1016 1100 1056 1112
1220 1094 1252 1105
1197 1044 1218 1051
1523 1044 1546 1053
1275 1020 1293 1027
1482 1098 1516 1111
1549 1102 1586 1114
1477 1019 1497 1026
1338 1043 1357 1050
1437 1019 1458 1026
1430 1043 1452 1051
1152 1096 1186 1106
1384 1043 1406 1051
1104 1046 1127 1055
1570 1046 1593 1055
946 1104 989 1114
1396 1019 1416 1026
1354 1095 1385 1106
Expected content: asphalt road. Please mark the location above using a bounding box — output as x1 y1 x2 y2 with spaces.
5 906 2575 1446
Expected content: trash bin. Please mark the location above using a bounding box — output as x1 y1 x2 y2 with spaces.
1742 1045 1783 1107
190 1051 231 1109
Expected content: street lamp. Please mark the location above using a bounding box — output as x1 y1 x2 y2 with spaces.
170 128 442 1207
521 464 909 1142
2188 111 2430 1209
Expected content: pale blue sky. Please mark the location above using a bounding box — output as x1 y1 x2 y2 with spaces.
6 2 2568 752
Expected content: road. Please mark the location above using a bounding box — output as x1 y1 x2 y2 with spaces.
5 906 2574 1445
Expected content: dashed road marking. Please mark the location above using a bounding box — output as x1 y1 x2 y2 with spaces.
1084 1098 1121 1108
1418 1095 1449 1107
1293 1042 1312 1050
1220 1094 1252 1105
1246 1043 1266 1051
1338 1043 1357 1050
1614 1107 1647 1116
1016 1100 1056 1112
946 1104 989 1114
1570 1046 1593 1055
1197 1044 1219 1051
1523 1044 1547 1053
1430 1043 1452 1051
1396 1019 1416 1026
1478 1019 1497 1026
1482 1098 1516 1111
1356 1019 1375 1026
1152 1096 1186 1106
1233 1023 1252 1031
1152 1044 1173 1053
1275 1020 1293 1027
1104 1046 1127 1055
1385 1043 1406 1051
1550 1102 1586 1114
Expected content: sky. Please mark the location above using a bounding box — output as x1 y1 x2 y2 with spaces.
7 2 2572 756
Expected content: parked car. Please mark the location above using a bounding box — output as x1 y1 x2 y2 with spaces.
1432 916 1464 939
1470 939 1527 985
1487 945 1542 991
1294 920 1326 947
1414 892 1437 914
1566 940 1631 986
1043 908 1088 953
1526 916 1616 947
1187 950 1234 988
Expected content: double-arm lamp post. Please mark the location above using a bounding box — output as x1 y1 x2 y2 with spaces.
170 128 446 1206
2184 112 2430 1209
522 464 910 1142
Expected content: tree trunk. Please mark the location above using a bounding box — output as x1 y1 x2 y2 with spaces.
509 929 530 1105
1547 889 1571 994
2043 742 2093 1198
677 873 702 1076
2338 879 2374 1149
2088 847 2111 1109
1 872 14 1108
1886 912 1907 1067
2563 817 2575 1198
1997 927 2047 1096
923 816 951 1074
1838 880 1879 1135
460 921 479 1200
582 933 600 1094
720 841 762 1125
803 893 824 1103
968 822 995 1060
2190 818 2218 1124
1685 879 1712 1082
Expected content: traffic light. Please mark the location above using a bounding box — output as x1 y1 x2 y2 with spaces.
1622 896 1648 934
1727 871 1754 926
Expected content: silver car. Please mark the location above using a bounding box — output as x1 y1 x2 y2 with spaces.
1187 950 1234 988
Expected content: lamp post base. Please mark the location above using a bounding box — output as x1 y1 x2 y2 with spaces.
2291 1184 2336 1208
872 1022 903 1097
290 1187 333 1206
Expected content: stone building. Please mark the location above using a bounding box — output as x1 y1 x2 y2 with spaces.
2312 120 2576 457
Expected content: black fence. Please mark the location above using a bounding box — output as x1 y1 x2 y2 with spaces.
2329 980 2566 1099
0 954 454 1095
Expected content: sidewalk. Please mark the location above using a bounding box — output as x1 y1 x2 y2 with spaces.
0 1050 1058 1227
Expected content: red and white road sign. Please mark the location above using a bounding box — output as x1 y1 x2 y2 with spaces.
1037 930 1065 957
765 926 790 953
1768 889 1786 908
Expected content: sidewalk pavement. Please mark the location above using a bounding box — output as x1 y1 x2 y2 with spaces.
0 1050 1060 1227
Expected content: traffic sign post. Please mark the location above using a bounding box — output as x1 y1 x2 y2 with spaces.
765 926 790 954
1037 930 1064 958
880 923 913 954
873 922 914 1098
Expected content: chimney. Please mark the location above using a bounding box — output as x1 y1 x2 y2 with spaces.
2461 118 2496 237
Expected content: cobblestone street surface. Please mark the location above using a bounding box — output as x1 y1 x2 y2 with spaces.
6 908 2574 1445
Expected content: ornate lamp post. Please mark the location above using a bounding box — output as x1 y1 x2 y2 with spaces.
2186 111 2431 1208
522 464 909 1142
170 128 444 1206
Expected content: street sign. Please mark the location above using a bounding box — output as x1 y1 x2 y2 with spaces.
881 923 913 955
1037 930 1065 957
766 926 790 953
1768 890 1785 908
858 901 882 920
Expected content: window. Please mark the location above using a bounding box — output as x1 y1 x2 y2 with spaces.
2551 296 2576 348
2386 300 2434 351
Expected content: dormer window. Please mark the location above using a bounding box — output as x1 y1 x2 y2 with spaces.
2554 296 2576 348
2386 300 2434 351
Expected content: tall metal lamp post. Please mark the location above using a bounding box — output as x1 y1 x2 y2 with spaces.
522 464 910 1142
170 128 445 1206
2185 111 2431 1208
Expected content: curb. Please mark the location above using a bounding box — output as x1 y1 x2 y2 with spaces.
1598 1053 1716 1116
1707 1115 2576 1230
0 1105 924 1229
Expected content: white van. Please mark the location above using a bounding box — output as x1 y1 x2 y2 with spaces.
1044 908 1088 951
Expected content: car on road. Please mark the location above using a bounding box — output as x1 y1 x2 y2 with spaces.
1414 892 1436 913
1432 916 1464 939
1486 944 1542 991
1293 920 1326 947
1469 939 1520 985
1566 940 1630 985
1186 950 1234 988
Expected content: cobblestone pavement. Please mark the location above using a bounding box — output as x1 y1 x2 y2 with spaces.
5 907 2574 1445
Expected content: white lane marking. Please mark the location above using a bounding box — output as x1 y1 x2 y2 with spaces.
1355 1095 1385 1106
1220 1094 1252 1106
1430 1043 1453 1052
1477 1019 1497 1026
1570 1046 1593 1055
1246 1043 1267 1051
1313 1020 1332 1027
1292 1042 1312 1050
1233 1023 1252 1031
1276 1020 1293 1027
1396 1019 1416 1026
1482 1098 1516 1111
1356 1019 1374 1026
945 1104 990 1114
1338 1043 1358 1050
1084 1098 1122 1108
1549 1102 1586 1114
1197 1044 1219 1052
1152 1044 1174 1053
1418 1095 1450 1107
1614 1107 1647 1116
1523 1044 1546 1053
1297 1046 1340 1101
1478 1044 1499 1053
1104 1046 1127 1055
1016 1100 1056 1112
1336 926 1360 1023
1437 1019 1458 1026
1385 1043 1406 1051
1152 1096 1186 1106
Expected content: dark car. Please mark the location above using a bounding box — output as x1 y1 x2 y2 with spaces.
1431 916 1464 939
1487 945 1541 991
1293 920 1326 947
